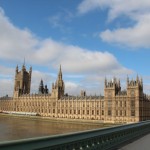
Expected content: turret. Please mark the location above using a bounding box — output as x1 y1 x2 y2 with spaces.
29 66 32 76
140 77 143 87
127 76 143 97
58 65 62 80
22 63 26 72
51 65 65 99
104 77 121 96
16 65 18 73
81 90 86 97
44 85 48 94
105 77 107 88
136 74 139 82
52 82 55 89
13 64 32 98
127 75 129 86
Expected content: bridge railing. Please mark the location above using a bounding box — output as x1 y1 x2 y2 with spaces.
0 121 150 150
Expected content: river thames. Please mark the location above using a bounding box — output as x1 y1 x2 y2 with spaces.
0 114 111 142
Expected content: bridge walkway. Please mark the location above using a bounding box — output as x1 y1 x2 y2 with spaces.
118 133 150 150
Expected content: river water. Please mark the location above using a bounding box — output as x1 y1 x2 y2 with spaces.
0 114 110 142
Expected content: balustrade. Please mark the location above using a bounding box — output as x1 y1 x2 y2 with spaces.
0 121 150 150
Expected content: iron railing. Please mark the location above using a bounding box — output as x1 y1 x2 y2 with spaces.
0 121 150 150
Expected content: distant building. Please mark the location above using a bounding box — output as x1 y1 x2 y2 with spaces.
13 64 32 97
0 64 150 123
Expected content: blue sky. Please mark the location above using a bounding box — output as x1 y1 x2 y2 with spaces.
0 0 150 96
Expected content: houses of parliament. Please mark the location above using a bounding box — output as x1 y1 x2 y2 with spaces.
0 63 150 124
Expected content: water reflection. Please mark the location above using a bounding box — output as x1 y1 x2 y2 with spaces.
0 114 109 142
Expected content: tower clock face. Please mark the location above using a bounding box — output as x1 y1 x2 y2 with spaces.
108 91 112 97
131 90 135 96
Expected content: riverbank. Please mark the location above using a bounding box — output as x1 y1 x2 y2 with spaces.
0 113 117 127
0 113 116 142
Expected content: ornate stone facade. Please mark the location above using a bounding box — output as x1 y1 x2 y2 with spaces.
13 64 32 97
0 64 150 123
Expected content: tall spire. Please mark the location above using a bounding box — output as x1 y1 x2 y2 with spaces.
58 64 62 80
59 64 62 74
105 77 107 87
118 79 120 86
16 65 18 73
29 66 32 73
127 75 129 86
22 57 26 71
136 74 139 82
24 57 25 66
140 77 143 85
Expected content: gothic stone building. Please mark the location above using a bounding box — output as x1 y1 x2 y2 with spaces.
0 64 150 123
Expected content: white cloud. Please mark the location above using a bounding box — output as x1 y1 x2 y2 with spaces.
78 0 108 15
100 14 150 48
48 10 73 33
0 9 38 62
0 7 131 75
65 80 102 96
0 65 14 76
0 79 13 96
78 0 150 20
65 81 80 95
78 0 150 48
0 7 133 96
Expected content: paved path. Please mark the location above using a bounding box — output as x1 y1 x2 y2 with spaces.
119 133 150 150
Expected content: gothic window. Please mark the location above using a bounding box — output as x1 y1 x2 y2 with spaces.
102 102 104 108
78 110 80 114
92 110 94 115
97 102 99 107
120 110 122 116
131 110 135 116
124 101 126 107
131 100 135 107
108 110 112 116
53 102 56 107
116 110 118 116
120 101 122 107
116 101 118 106
97 110 99 115
83 110 85 114
92 102 94 107
108 100 112 108
124 110 126 116
87 110 89 115
102 110 104 115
